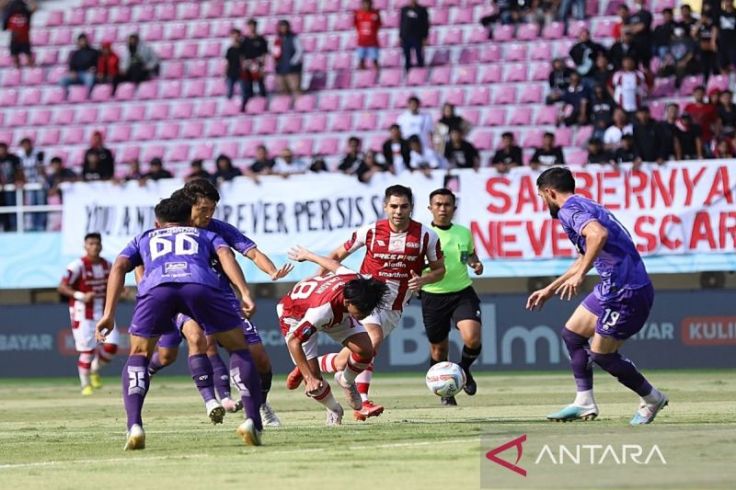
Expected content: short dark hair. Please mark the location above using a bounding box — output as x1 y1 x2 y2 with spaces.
155 197 191 224
230 28 241 35
637 105 650 113
543 131 555 139
247 18 257 26
407 135 421 145
181 178 221 203
501 131 514 139
389 123 401 131
19 137 31 145
84 232 101 242
51 156 63 164
408 96 420 105
694 85 706 92
348 136 361 145
343 277 390 316
77 33 88 41
150 157 163 167
0 142 8 150
662 8 673 15
588 137 603 146
537 167 575 193
191 159 203 168
384 184 414 206
429 188 456 205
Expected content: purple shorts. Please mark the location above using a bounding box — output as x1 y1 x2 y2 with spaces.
129 284 243 339
582 283 655 340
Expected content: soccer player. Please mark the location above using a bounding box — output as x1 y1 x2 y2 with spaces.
281 246 389 425
96 197 264 450
58 233 120 395
289 185 445 421
527 167 668 425
420 189 484 406
148 179 292 426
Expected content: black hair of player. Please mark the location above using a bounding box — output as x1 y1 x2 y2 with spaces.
343 278 390 315
537 167 576 193
429 188 456 205
155 197 192 225
84 232 101 242
182 178 221 203
384 184 414 206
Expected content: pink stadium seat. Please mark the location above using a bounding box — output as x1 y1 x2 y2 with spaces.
294 94 317 112
167 145 190 163
232 119 255 137
192 100 216 119
318 93 340 112
493 85 517 105
87 8 108 24
334 13 354 31
298 0 319 14
444 88 465 106
32 29 50 46
255 117 279 135
90 84 113 102
7 110 27 127
418 88 440 107
458 48 478 64
505 63 528 82
203 1 224 18
77 108 99 125
217 141 239 159
468 26 489 44
316 137 339 155
652 77 676 98
593 18 616 38
494 25 514 42
462 109 480 126
123 105 146 122
523 130 544 148
22 68 44 85
305 16 328 33
706 75 730 92
517 24 539 41
45 11 64 27
157 4 176 21
567 149 587 166
19 88 41 105
556 127 573 147
354 70 378 88
306 54 328 72
183 80 206 98
148 102 171 121
505 43 528 62
568 20 588 38
51 27 72 46
407 68 429 86
36 49 58 66
479 45 502 63
330 113 353 132
99 106 121 123
269 96 292 114
133 123 156 141
543 22 565 39
66 9 85 25
529 43 553 62
467 86 490 106
470 131 494 151
53 108 74 125
453 65 477 84
366 92 391 110
162 61 185 80
304 113 328 133
355 112 378 131
479 64 502 84
383 49 402 68
186 61 207 79
120 146 140 163
320 34 343 52
142 145 166 162
158 123 180 140
331 53 353 71
433 8 450 26
63 127 85 145
343 94 365 111
378 69 402 87
39 128 61 146
246 98 268 115
482 108 506 126
442 27 463 45
110 6 131 24
137 82 158 100
535 105 558 125
282 116 304 134
2 69 20 87
451 7 474 24
292 138 313 157
530 62 551 81
205 119 227 138
202 42 222 59
519 84 544 104
179 2 201 20
680 75 704 96
177 42 199 59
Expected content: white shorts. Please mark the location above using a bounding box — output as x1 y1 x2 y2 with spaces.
72 319 121 352
362 309 402 337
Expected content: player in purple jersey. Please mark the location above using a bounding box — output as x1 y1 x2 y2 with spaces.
148 179 292 427
527 167 668 425
96 197 264 450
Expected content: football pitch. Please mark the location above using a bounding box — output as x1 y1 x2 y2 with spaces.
0 370 734 490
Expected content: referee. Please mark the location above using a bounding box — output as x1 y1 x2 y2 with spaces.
421 188 484 406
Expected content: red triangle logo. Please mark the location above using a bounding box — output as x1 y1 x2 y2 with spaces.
485 434 527 477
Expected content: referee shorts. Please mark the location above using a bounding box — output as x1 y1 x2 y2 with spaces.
420 286 482 344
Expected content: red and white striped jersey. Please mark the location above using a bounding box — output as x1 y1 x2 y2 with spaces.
278 267 361 340
611 69 646 112
343 219 443 311
62 257 110 325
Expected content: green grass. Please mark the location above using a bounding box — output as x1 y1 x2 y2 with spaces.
0 370 735 490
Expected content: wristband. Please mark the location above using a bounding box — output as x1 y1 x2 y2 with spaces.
73 291 86 301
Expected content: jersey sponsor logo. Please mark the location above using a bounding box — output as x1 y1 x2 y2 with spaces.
164 262 189 273
405 241 420 249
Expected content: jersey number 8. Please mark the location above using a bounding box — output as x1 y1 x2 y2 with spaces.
290 276 332 300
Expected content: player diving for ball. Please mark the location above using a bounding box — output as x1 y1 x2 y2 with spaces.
527 167 668 425
96 197 266 450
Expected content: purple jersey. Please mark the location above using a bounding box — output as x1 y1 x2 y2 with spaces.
206 219 256 256
558 195 650 298
120 226 228 295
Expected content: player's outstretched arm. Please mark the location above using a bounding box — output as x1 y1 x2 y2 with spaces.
555 222 608 301
526 255 583 310
216 246 256 317
96 257 130 340
288 246 343 273
245 247 294 281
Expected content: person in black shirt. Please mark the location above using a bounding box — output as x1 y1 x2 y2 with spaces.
356 150 388 183
213 154 242 183
677 114 704 160
225 29 246 107
185 159 213 182
716 89 736 136
46 156 77 197
632 106 662 163
609 31 640 71
399 0 429 71
590 84 616 140
658 103 683 161
547 58 573 102
558 72 590 126
438 103 470 135
242 19 268 104
586 138 611 164
530 132 565 169
123 159 144 182
59 33 99 98
693 12 718 83
569 29 606 88
83 131 114 180
248 145 275 175
719 1 736 72
143 158 173 181
653 8 676 59
628 0 653 70
491 131 523 173
82 152 105 182
382 124 411 174
0 142 23 231
338 136 364 175
613 134 640 166
678 4 697 34
444 129 480 170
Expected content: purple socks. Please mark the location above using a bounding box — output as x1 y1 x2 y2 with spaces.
122 355 149 429
229 349 263 431
590 352 653 397
208 353 232 400
188 354 216 403
561 328 593 391
147 351 165 376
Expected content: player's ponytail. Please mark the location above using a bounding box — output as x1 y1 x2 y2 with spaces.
344 278 390 316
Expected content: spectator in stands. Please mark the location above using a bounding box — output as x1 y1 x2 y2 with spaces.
248 145 275 175
558 0 585 23
491 131 523 173
693 12 718 84
437 103 470 137
685 86 718 151
212 154 241 183
120 33 160 84
530 132 565 169
399 0 430 72
613 134 640 166
653 8 676 59
657 26 697 89
46 156 77 198
123 159 144 182
677 114 704 160
274 20 303 97
547 58 573 103
632 106 663 164
589 52 612 88
225 29 247 109
590 84 616 140
569 29 606 89
586 138 611 165
309 155 329 173
17 137 45 230
382 124 411 174
338 137 364 175
60 34 99 99
408 135 443 173
142 158 173 181
719 1 736 73
628 0 653 70
714 138 736 158
96 41 119 85
678 4 697 33
3 0 35 68
609 31 640 71
185 159 213 182
659 103 682 161
444 128 480 170
273 148 308 176
354 0 382 70
603 107 633 151
397 96 433 150
557 72 590 126
83 131 114 180
242 19 269 105
0 141 23 231
612 55 647 115
356 150 388 183
82 152 105 182
716 89 736 136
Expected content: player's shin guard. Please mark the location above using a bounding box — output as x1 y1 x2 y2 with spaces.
459 345 481 373
355 363 373 402
590 352 652 397
208 353 231 400
561 329 593 392
318 353 339 374
310 382 341 412
260 370 272 402
343 352 372 385
188 354 216 403
78 350 94 387
147 351 165 376
229 349 263 431
122 355 149 429
91 343 118 372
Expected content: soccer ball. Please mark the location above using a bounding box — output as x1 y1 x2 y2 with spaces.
425 362 466 397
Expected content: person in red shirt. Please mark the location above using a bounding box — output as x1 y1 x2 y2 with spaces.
96 41 120 84
3 0 36 68
354 0 381 70
684 85 718 151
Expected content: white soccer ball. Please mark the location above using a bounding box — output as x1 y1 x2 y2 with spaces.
425 362 466 397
